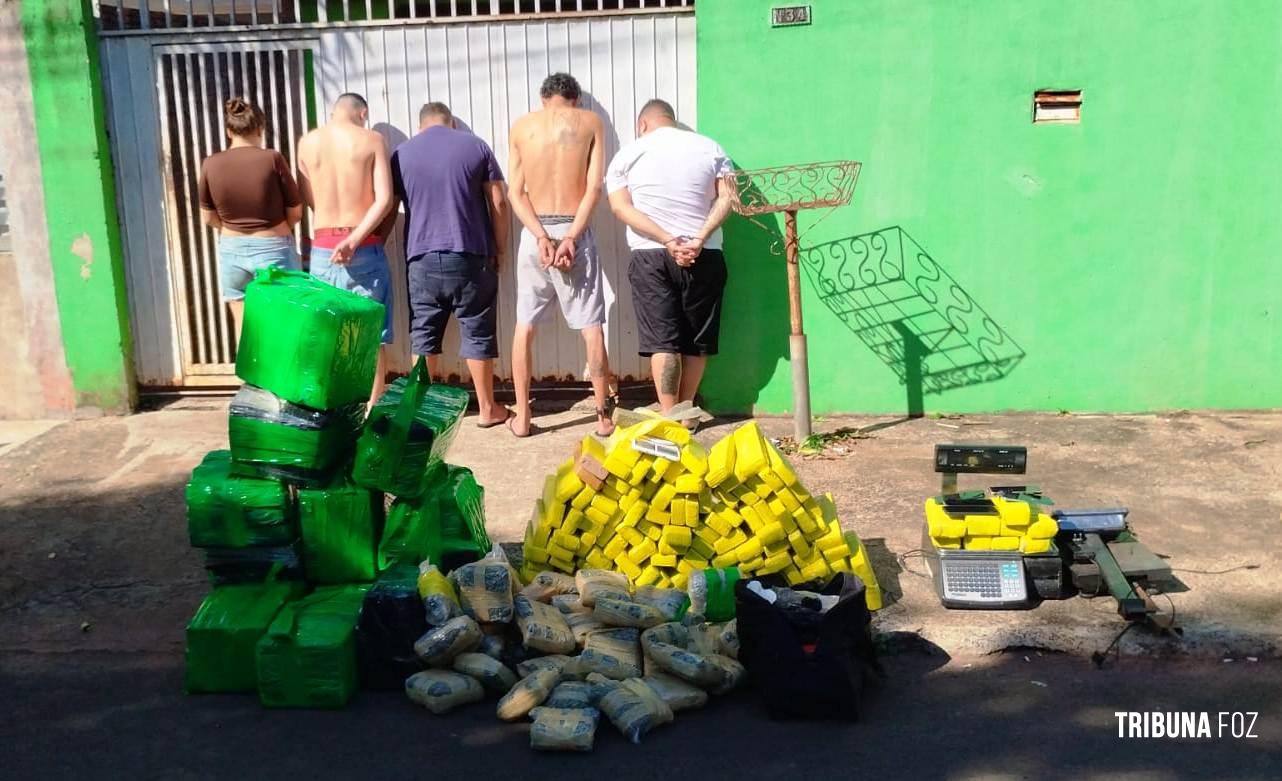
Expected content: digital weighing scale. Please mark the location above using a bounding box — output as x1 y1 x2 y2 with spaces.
922 445 1060 610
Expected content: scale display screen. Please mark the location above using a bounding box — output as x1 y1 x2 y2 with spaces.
935 445 1027 474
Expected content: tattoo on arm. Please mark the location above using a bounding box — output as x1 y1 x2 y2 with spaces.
658 353 680 395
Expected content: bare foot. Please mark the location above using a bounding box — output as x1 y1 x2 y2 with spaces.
476 407 514 429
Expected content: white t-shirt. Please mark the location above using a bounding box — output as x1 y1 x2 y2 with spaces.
605 126 733 251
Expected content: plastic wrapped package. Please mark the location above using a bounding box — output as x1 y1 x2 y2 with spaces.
228 385 365 480
356 565 427 690
593 598 666 629
583 673 622 705
705 654 746 695
575 569 631 607
640 623 690 655
545 680 593 709
406 670 485 715
529 707 601 752
687 567 740 622
352 359 471 498
297 478 383 584
186 450 294 548
599 679 674 744
185 580 304 693
566 612 607 647
633 586 690 622
413 615 483 666
203 543 303 585
644 641 723 688
551 594 588 614
496 669 560 721
255 585 369 708
417 562 462 626
452 652 519 694
385 466 491 572
717 620 740 658
453 555 519 623
641 673 709 712
572 628 642 680
236 267 384 410
520 571 578 602
478 634 507 660
514 595 576 654
516 655 575 678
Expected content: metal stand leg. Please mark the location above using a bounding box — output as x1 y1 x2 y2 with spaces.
784 210 811 440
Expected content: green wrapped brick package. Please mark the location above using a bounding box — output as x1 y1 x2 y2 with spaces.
353 358 470 498
185 581 304 693
378 464 491 571
228 385 364 482
297 478 384 584
236 268 384 410
186 450 294 548
255 585 369 708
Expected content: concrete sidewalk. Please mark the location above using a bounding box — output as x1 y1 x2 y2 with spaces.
1 400 1278 660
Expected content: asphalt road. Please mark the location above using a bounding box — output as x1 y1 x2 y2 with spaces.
4 649 1279 781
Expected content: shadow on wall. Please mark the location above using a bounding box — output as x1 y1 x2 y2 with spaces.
700 207 790 415
799 226 1025 416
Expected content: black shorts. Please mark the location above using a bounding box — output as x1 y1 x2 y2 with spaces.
627 248 728 357
407 251 498 359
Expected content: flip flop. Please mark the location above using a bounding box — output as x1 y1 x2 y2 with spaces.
477 407 515 429
507 414 535 438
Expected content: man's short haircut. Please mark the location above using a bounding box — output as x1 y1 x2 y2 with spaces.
639 98 676 122
540 72 582 102
335 92 368 112
419 101 452 125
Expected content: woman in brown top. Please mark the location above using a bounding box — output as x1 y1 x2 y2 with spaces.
197 97 303 336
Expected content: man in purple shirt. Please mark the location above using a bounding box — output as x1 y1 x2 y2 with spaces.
390 101 510 427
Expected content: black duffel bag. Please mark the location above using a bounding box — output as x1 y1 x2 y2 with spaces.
734 572 879 720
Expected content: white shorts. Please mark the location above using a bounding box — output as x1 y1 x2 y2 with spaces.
516 220 607 330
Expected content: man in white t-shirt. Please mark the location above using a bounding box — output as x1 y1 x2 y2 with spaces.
605 99 735 412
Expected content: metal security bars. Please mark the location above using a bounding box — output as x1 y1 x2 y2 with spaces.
96 0 693 31
154 43 316 374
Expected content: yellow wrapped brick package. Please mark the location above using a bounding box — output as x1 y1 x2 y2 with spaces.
522 419 882 610
924 493 1059 558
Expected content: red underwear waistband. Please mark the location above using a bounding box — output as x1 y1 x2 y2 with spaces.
313 227 382 249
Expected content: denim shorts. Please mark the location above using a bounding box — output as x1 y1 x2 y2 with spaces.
218 235 300 300
407 251 498 359
310 243 393 344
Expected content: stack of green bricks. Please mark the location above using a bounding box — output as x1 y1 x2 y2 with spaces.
183 268 488 708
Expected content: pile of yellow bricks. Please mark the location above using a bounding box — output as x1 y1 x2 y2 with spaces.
924 494 1058 553
522 418 882 610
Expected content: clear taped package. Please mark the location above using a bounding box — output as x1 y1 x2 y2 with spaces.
529 706 601 752
203 543 304 585
406 670 485 714
228 385 365 482
356 564 428 690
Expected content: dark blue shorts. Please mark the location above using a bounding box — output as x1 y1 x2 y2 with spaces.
407 251 498 359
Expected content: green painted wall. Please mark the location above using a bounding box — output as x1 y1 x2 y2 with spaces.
697 0 1281 415
22 0 135 412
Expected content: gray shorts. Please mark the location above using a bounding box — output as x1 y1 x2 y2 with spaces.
516 219 606 330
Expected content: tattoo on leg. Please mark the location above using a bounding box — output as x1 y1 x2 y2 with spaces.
588 359 607 378
658 354 680 395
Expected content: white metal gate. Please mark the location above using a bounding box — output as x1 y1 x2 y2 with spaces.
96 1 696 388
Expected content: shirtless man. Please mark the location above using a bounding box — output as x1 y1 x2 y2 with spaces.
297 93 394 407
507 73 614 437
